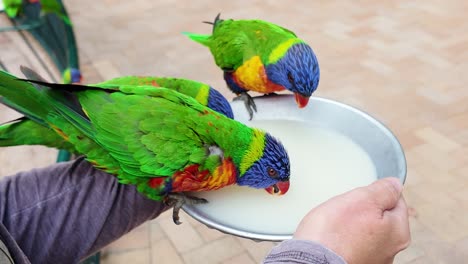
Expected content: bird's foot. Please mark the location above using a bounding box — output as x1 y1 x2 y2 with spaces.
164 193 208 225
263 92 279 97
233 93 257 120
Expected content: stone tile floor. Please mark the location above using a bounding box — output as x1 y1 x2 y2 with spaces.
1 0 467 263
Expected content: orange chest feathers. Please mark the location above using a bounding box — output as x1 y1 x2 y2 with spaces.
232 56 284 94
170 158 237 192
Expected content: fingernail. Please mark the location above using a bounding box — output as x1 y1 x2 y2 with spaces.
385 177 403 193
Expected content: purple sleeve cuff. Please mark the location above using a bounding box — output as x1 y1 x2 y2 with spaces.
263 239 347 264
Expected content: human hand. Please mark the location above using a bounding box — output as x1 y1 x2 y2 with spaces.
294 177 410 264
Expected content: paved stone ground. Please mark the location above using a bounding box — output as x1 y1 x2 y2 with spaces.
1 0 468 263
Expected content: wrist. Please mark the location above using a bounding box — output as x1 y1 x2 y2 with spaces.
264 239 347 264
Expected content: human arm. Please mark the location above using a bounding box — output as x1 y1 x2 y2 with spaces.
0 158 168 263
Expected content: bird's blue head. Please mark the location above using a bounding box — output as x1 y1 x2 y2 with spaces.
63 68 82 84
265 42 320 108
237 133 290 195
207 87 234 119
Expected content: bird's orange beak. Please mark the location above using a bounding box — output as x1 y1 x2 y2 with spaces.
265 181 290 196
294 93 310 108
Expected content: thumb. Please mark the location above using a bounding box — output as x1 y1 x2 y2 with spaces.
367 177 403 211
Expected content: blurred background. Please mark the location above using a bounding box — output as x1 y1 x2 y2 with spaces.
0 0 467 263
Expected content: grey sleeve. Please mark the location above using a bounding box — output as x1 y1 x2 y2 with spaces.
0 158 168 263
263 239 347 264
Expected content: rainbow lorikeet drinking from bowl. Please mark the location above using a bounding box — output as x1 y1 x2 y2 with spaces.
184 14 320 120
0 66 291 224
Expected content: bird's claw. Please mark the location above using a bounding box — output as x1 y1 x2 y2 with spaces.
233 93 257 120
165 193 208 225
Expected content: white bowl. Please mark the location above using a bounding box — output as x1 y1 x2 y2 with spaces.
183 95 407 241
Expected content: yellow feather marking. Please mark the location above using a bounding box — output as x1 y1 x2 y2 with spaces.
82 107 90 118
234 56 285 93
267 38 304 64
240 129 266 175
235 56 268 93
195 84 210 105
50 124 69 141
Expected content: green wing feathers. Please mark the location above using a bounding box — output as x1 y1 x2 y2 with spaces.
91 76 209 104
78 89 216 178
184 16 300 69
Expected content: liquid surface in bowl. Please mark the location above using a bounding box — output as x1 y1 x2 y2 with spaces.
189 120 377 235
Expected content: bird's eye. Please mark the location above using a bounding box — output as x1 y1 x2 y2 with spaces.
267 167 278 178
287 72 294 84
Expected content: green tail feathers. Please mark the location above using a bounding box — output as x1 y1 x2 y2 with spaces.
0 118 76 152
0 70 51 126
182 32 211 46
0 69 64 149
0 67 93 141
0 119 28 147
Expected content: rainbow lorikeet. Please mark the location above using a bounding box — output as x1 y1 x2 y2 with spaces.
184 14 320 119
0 67 290 224
0 72 234 153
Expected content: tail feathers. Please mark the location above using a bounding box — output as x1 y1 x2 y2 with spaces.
13 78 95 138
0 117 76 151
0 67 94 139
184 13 224 45
0 70 51 126
0 116 27 126
16 66 92 121
182 32 211 46
0 118 24 147
0 117 47 147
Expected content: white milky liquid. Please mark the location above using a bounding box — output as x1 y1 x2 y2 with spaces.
189 120 377 234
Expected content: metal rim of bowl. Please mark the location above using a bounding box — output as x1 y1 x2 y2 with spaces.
183 95 408 242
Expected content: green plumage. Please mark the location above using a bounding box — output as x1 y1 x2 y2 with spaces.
2 0 71 24
0 69 259 201
95 76 211 105
0 75 224 153
38 0 71 25
184 18 298 70
2 0 22 18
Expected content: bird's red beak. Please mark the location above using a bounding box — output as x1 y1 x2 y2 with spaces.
294 93 310 108
265 181 290 196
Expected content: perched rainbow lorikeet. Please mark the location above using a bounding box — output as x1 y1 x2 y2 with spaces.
0 73 235 153
0 67 290 224
184 14 320 119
